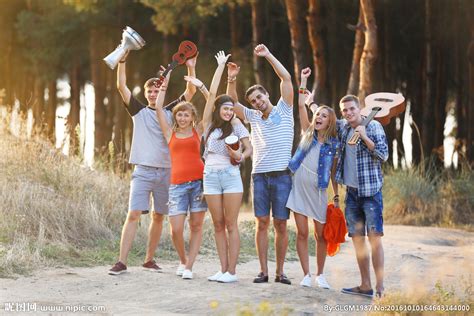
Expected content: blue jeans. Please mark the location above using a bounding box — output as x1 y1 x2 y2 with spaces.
252 172 292 220
344 187 384 237
168 180 207 216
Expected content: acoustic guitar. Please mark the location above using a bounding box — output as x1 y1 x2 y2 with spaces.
153 40 198 88
348 92 405 145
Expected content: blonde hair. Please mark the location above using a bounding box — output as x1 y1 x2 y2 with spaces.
300 105 337 150
171 101 198 131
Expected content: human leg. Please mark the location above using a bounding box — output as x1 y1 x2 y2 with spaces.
222 192 242 274
294 212 310 276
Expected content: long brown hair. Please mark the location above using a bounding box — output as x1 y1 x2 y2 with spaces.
171 101 198 131
300 105 337 150
205 94 235 143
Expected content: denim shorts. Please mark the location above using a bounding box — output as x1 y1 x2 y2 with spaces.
203 165 243 195
168 179 207 216
129 165 170 214
251 172 292 220
344 187 384 237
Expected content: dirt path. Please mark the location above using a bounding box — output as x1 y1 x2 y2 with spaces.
1 225 473 315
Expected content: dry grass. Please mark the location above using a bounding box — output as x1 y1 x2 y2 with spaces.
372 278 473 315
0 112 132 277
383 163 474 230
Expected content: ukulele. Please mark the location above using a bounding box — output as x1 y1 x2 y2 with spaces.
153 40 198 88
347 92 405 145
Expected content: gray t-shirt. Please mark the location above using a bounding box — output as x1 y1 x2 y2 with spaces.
125 95 183 168
343 128 358 188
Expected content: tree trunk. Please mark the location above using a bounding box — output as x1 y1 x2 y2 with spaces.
45 80 57 142
358 0 377 105
68 60 81 156
90 28 107 155
5 28 14 108
162 34 170 67
307 0 329 104
421 0 435 162
229 4 241 61
454 0 465 163
347 10 364 96
251 0 266 85
32 79 45 134
284 0 311 87
467 24 474 163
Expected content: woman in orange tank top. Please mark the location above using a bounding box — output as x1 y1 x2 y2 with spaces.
155 72 207 280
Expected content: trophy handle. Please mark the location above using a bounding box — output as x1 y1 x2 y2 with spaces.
103 46 128 70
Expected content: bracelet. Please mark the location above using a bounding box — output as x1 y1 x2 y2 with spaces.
199 83 207 91
307 101 317 107
227 76 237 83
298 87 306 94
333 194 339 201
119 60 126 63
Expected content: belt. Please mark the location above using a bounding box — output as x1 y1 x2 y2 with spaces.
259 169 290 177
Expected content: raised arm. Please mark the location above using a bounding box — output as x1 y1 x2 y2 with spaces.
155 73 173 143
254 44 293 106
116 52 131 105
298 67 312 131
184 75 209 101
202 51 231 131
225 62 245 120
183 52 198 101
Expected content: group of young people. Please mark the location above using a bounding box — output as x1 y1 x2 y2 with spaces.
108 43 388 299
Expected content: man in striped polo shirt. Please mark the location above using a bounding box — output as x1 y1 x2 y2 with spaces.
231 44 294 285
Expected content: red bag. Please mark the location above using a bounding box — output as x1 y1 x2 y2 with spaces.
323 203 347 256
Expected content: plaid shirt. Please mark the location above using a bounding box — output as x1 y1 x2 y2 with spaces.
335 119 388 197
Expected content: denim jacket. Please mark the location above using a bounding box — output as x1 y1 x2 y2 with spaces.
288 133 339 189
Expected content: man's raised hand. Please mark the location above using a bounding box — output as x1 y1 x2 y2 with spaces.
254 44 270 57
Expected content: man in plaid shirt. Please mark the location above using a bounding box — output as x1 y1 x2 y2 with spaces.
335 94 388 299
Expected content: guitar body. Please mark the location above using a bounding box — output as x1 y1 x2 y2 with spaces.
172 40 198 65
348 92 405 145
361 92 406 126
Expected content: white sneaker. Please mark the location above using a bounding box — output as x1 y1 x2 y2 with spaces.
217 272 238 283
182 269 193 279
176 264 186 276
300 274 312 287
207 271 223 282
316 274 331 289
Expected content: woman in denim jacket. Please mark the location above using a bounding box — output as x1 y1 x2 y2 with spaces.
286 68 340 289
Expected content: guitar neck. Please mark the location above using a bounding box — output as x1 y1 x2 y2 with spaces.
361 108 381 126
158 60 179 78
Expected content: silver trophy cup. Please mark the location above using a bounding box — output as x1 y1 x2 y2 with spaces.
103 26 146 69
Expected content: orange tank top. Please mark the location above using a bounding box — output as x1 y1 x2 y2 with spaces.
169 129 204 184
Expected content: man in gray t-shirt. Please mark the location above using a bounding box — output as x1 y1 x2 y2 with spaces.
108 52 198 276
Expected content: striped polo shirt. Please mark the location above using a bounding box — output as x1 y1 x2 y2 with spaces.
243 98 294 174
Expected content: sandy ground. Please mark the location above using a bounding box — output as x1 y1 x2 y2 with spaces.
1 225 473 315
